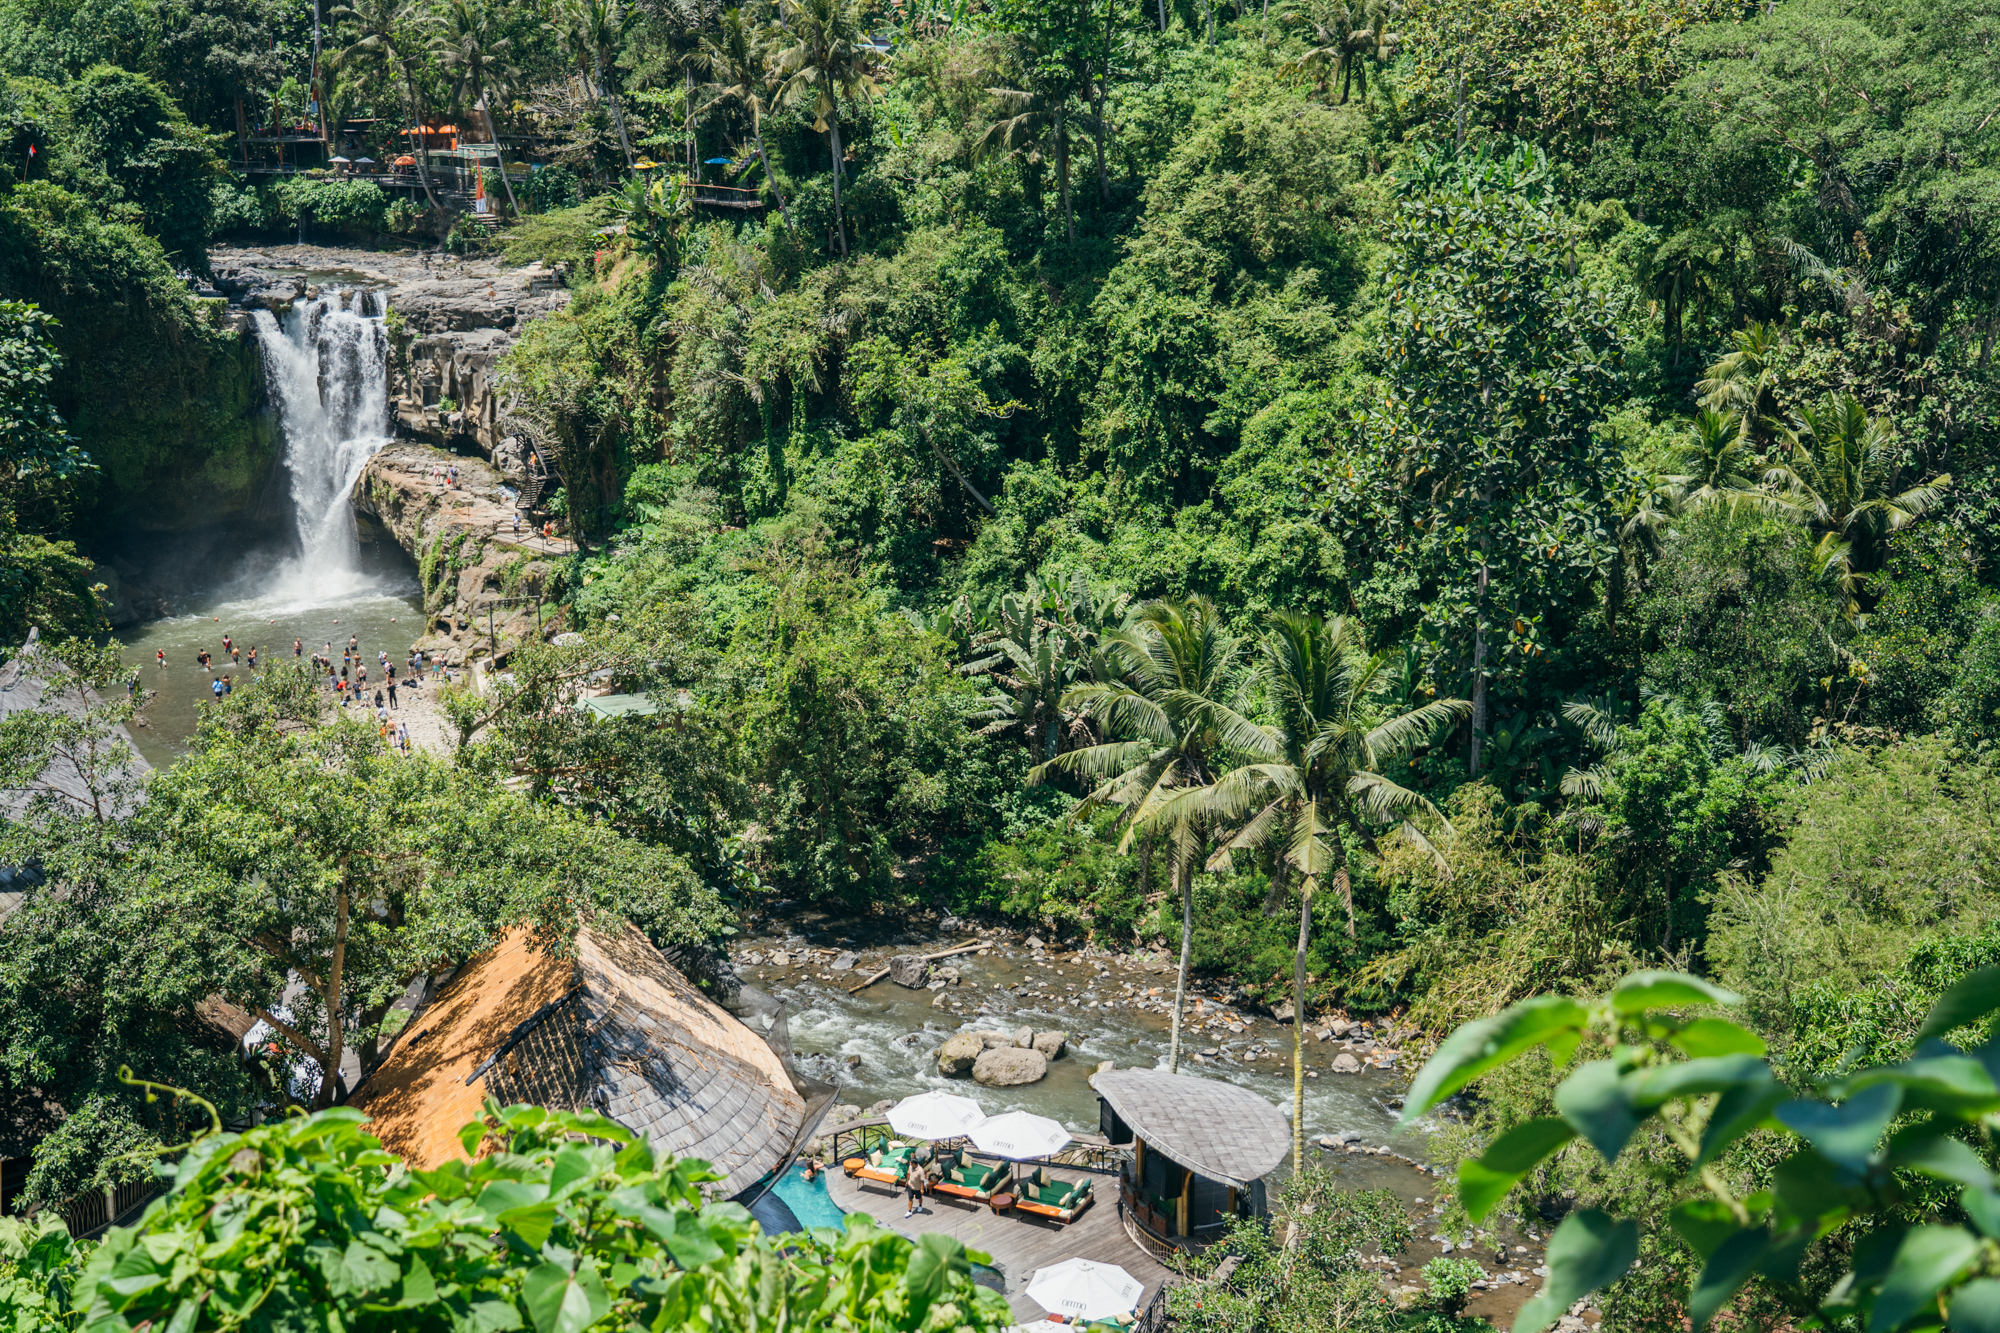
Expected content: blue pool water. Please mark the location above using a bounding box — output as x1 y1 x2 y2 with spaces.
771 1162 849 1230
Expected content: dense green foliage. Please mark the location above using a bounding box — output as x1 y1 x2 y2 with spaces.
0 1099 1010 1331
2 1 2000 1329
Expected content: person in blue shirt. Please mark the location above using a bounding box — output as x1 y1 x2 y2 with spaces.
211 678 224 700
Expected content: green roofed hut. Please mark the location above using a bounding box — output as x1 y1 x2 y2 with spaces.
1093 1068 1291 1248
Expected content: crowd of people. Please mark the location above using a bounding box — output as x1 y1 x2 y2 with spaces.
160 627 450 757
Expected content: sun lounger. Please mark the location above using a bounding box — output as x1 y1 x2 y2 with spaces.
927 1148 1014 1204
842 1143 916 1189
1009 1166 1093 1224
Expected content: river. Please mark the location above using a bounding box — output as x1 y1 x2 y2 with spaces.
113 282 423 763
733 918 1438 1193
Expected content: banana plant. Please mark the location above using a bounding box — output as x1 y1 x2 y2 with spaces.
1402 967 2000 1333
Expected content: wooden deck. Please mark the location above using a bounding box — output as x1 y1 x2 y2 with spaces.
824 1161 1176 1324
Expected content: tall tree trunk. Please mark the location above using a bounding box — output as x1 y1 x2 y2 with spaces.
235 91 249 167
404 77 441 211
1167 852 1192 1075
1335 864 1353 939
315 869 351 1109
597 56 634 166
478 92 520 216
753 130 795 230
1469 557 1488 776
1091 73 1108 206
1157 0 1167 31
1292 881 1313 1167
1056 109 1073 242
826 104 849 258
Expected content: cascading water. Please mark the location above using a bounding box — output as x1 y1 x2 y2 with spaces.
252 289 392 603
114 280 425 766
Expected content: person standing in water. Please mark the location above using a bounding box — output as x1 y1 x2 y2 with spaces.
294 638 303 658
222 634 231 656
247 646 258 669
156 650 165 669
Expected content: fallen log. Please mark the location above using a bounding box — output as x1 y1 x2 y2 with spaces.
846 940 989 994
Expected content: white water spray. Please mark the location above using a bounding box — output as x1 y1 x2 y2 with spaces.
251 290 392 605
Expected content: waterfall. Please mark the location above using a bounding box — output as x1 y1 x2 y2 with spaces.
252 290 391 601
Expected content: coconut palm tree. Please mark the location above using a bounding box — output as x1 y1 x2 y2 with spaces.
700 7 794 229
976 83 1096 245
964 574 1131 762
1032 597 1264 1074
1281 0 1399 104
333 0 441 209
562 0 634 167
1696 320 1784 428
1666 409 1764 512
1765 393 1951 587
772 0 881 257
429 0 521 215
1179 614 1466 1164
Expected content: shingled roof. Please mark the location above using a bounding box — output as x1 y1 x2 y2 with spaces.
1093 1069 1291 1190
350 923 830 1199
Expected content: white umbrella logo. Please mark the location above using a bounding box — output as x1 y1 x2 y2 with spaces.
1026 1258 1145 1322
968 1110 1071 1160
886 1090 986 1141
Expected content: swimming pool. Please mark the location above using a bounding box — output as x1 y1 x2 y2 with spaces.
771 1162 849 1230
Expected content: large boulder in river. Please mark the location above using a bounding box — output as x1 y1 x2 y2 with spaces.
889 954 931 988
973 1046 1048 1087
938 1032 983 1076
977 1031 1018 1050
1032 1031 1068 1060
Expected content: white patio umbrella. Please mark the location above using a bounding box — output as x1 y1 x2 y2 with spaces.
1026 1258 1145 1323
887 1090 986 1141
969 1110 1070 1160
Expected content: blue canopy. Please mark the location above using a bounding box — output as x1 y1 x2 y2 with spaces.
705 157 734 164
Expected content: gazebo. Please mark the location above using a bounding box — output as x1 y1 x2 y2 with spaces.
1093 1069 1290 1248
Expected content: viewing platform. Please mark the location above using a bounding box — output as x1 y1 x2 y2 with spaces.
821 1136 1174 1324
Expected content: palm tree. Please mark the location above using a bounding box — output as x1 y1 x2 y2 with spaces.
772 0 882 257
977 84 1092 244
1032 597 1264 1075
430 0 521 216
1183 614 1466 1164
1765 393 1951 587
1696 320 1784 426
700 7 794 229
1666 409 1763 512
964 575 1130 762
1281 0 1399 104
563 0 634 167
333 0 441 209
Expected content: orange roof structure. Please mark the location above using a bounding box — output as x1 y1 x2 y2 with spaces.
350 923 830 1198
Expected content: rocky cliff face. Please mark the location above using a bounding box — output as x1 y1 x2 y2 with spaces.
350 440 572 664
209 243 570 465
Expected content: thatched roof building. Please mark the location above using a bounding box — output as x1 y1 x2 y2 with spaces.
1095 1068 1291 1246
350 923 832 1199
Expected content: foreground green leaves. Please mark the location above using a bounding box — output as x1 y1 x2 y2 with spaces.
4 1101 1009 1332
1402 971 2000 1333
